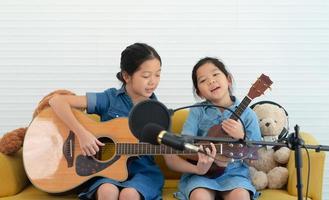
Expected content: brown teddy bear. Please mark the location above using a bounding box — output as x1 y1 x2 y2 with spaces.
0 89 76 155
0 127 27 155
249 101 291 190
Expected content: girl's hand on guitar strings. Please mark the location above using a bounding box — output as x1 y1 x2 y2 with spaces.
77 130 105 156
221 119 244 139
195 143 216 175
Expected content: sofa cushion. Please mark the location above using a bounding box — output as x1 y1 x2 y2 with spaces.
0 150 28 197
0 185 76 200
259 189 311 200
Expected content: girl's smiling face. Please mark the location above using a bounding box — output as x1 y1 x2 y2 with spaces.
124 58 161 103
196 62 232 105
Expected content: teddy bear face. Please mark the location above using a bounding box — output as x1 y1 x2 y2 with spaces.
253 104 288 137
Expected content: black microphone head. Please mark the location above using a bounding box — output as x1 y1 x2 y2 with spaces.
128 100 171 140
141 123 165 145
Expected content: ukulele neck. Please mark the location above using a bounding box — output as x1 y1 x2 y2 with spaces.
230 96 252 121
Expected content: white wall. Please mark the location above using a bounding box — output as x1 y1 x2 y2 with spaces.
0 0 328 198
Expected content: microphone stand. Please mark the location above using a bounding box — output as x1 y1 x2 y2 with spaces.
290 125 303 200
186 125 329 200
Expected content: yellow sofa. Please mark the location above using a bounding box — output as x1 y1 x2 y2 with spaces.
0 110 325 200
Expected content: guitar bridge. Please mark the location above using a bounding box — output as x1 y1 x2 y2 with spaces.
63 131 75 167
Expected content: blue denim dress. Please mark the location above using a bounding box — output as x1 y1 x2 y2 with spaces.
174 98 261 200
78 87 164 200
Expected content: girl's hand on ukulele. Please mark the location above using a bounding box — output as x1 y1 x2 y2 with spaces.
196 143 216 175
222 119 244 139
77 130 105 156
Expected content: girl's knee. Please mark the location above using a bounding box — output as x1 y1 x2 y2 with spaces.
223 188 250 200
97 183 119 200
190 188 215 200
119 188 141 200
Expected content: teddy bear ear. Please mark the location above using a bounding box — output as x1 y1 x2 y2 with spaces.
250 103 257 109
250 102 265 112
251 104 260 111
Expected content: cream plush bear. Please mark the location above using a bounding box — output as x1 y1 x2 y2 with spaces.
249 101 291 190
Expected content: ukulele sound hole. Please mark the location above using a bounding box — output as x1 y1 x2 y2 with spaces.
95 137 116 162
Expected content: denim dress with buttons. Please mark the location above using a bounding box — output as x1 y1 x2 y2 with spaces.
78 87 164 200
174 98 261 200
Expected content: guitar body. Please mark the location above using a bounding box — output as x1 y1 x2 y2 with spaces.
23 108 137 193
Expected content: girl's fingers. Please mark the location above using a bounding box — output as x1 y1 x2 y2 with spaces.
83 147 91 156
92 142 100 152
96 139 105 146
205 147 213 161
210 143 217 156
205 147 211 155
89 145 97 155
198 146 206 161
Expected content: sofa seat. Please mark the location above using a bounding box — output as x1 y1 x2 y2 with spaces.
0 185 76 200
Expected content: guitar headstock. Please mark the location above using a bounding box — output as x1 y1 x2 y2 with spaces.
222 143 259 160
196 142 260 160
248 74 273 100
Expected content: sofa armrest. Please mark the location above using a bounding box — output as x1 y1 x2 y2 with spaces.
0 149 29 197
286 132 325 200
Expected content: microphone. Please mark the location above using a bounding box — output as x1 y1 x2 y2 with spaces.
141 123 202 153
128 100 172 140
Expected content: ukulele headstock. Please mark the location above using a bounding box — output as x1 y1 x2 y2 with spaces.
248 74 273 100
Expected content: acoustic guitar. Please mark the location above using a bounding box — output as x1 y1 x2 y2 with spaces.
23 108 260 193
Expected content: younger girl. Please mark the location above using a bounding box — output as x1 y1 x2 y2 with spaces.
164 57 261 200
49 43 164 200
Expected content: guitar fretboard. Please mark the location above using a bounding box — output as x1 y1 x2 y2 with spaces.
115 143 223 155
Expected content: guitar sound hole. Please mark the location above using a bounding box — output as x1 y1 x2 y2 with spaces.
94 137 116 162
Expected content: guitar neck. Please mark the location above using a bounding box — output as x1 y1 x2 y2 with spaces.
230 96 252 121
114 142 258 160
116 143 222 155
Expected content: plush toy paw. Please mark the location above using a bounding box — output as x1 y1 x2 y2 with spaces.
249 166 268 190
267 166 289 189
274 146 291 164
0 127 27 155
250 147 278 173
